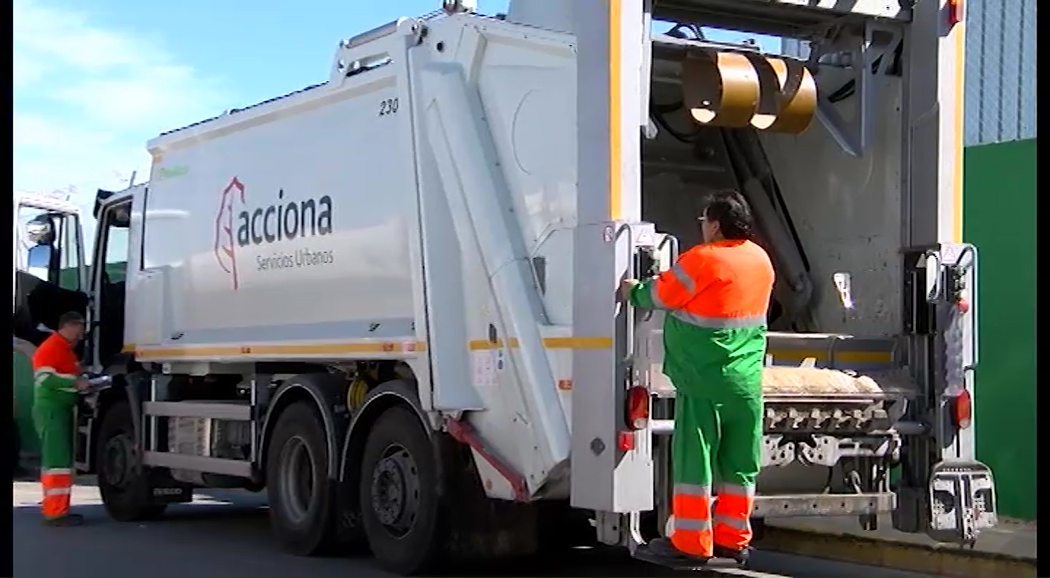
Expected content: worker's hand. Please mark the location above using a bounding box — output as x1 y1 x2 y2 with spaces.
74 378 92 392
620 278 640 301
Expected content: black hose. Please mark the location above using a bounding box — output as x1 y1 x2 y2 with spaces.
650 99 704 144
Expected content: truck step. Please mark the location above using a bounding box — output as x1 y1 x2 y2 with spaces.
633 544 786 577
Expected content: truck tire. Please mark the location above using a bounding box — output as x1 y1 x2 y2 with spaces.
266 401 337 556
96 400 167 521
359 406 444 575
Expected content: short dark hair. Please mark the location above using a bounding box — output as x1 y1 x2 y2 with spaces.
58 311 85 328
702 189 755 241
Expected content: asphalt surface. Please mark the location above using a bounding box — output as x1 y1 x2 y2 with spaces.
12 478 931 578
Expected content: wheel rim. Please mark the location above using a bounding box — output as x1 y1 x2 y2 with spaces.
278 435 316 524
370 443 421 538
101 432 135 490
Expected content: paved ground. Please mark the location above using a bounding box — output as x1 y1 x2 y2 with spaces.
13 478 930 578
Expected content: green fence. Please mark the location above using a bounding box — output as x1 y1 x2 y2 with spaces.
963 137 1037 521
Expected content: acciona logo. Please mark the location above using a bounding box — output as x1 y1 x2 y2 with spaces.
214 176 335 290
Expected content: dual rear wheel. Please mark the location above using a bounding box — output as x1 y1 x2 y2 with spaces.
266 402 442 574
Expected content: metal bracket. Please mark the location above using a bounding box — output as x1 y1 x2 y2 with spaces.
927 461 998 544
811 21 903 158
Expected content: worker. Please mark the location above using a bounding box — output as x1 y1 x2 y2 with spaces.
621 189 774 565
32 311 92 526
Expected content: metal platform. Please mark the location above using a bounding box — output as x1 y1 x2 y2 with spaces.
634 545 787 577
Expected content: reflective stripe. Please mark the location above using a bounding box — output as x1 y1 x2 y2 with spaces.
675 516 712 531
714 514 750 531
674 483 712 496
670 311 766 329
34 368 78 388
44 487 72 497
669 263 696 294
43 468 73 476
34 367 77 380
717 483 756 498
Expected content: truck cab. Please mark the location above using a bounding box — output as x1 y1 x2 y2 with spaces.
11 188 143 470
12 194 88 464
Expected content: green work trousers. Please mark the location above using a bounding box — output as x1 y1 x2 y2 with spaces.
671 388 763 555
673 391 763 490
32 402 75 519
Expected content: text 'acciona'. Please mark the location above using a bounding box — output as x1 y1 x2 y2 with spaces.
236 189 332 246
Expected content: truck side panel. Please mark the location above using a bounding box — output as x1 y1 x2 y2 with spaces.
133 69 422 361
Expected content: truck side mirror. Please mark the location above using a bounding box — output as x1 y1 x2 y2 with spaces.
25 215 55 246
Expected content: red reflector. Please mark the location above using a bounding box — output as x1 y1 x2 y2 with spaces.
957 298 970 314
947 0 963 25
618 431 636 452
626 386 650 430
953 389 972 429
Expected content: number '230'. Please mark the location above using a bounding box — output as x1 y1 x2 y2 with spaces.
378 98 399 116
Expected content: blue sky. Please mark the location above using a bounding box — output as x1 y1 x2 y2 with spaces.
14 0 775 215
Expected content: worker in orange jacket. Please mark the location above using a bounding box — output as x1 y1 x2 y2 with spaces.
32 311 92 526
622 189 775 565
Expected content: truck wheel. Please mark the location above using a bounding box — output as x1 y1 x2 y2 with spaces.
359 406 443 575
266 402 336 556
96 400 167 521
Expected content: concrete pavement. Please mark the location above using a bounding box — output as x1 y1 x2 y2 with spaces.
13 478 929 578
763 514 1037 578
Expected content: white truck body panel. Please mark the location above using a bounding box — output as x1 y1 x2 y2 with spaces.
136 65 422 361
135 16 581 498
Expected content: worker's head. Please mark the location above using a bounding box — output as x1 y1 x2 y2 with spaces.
57 311 86 343
699 189 754 243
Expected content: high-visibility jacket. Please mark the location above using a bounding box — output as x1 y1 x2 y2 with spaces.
629 239 775 400
32 333 81 408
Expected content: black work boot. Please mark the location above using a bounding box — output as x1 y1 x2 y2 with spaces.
713 544 753 567
43 513 84 527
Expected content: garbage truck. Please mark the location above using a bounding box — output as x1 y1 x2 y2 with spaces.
12 0 998 574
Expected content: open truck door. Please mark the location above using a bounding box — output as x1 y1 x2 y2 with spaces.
12 194 89 465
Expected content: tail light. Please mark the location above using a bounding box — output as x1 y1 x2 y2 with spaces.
947 0 964 25
952 388 972 429
626 385 650 431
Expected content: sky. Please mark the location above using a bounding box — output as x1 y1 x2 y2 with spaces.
13 0 776 233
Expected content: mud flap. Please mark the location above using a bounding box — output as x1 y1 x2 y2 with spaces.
926 460 997 545
147 469 194 505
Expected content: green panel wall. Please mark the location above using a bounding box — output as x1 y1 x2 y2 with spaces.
963 137 1037 521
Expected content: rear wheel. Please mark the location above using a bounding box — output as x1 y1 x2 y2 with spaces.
359 406 443 575
96 401 167 521
266 402 336 556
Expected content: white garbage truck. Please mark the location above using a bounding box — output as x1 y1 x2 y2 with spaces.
14 0 997 574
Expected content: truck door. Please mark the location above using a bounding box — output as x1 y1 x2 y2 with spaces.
13 203 88 346
86 198 133 370
13 200 88 461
